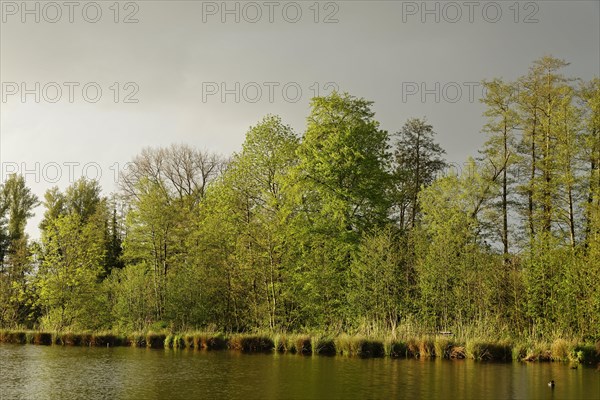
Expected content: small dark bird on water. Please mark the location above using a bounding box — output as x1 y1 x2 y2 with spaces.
548 380 555 388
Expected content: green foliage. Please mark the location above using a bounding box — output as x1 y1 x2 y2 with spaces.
1 59 599 346
0 175 40 327
35 212 108 331
296 92 392 234
393 117 446 230
348 226 408 336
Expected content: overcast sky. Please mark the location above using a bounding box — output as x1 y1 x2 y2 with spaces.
1 0 599 237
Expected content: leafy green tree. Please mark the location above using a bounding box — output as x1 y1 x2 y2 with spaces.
122 179 181 323
297 92 392 234
287 92 393 330
39 187 65 233
105 263 155 331
393 118 446 230
0 175 39 327
416 160 508 333
189 115 299 331
2 174 39 242
35 212 107 330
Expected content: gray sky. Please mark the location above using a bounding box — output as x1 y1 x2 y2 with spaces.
1 0 599 237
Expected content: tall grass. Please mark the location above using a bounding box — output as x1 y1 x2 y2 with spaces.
311 335 336 356
1 328 597 363
274 334 312 354
228 335 274 352
334 335 384 357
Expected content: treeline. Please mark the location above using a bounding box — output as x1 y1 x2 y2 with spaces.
1 56 599 341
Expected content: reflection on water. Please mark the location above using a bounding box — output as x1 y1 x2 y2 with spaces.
1 344 598 400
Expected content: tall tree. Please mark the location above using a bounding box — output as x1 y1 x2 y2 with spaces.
480 79 519 257
2 174 39 243
35 213 107 330
579 78 600 250
297 92 392 235
290 92 392 329
517 56 571 240
0 175 39 327
393 118 446 230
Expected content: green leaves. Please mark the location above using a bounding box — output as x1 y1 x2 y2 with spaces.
36 212 106 330
298 92 392 235
3 67 599 341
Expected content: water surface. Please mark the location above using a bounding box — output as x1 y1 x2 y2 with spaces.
1 344 598 399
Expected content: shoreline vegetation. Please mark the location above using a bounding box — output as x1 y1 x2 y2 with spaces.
1 56 599 352
2 330 599 365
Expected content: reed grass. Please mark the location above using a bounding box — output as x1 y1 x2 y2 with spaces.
311 336 336 356
184 334 195 349
387 341 408 358
274 334 312 354
192 333 228 350
228 335 274 352
466 340 511 361
334 335 384 357
418 337 436 358
0 328 596 363
406 338 420 358
33 332 52 345
434 337 456 359
146 332 166 349
550 339 571 361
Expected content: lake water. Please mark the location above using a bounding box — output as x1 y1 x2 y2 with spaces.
1 344 598 399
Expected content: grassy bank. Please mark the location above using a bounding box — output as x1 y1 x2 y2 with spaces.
1 329 598 364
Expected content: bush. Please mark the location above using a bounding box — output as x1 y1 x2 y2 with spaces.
572 344 600 365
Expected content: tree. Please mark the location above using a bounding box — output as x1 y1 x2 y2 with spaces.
517 56 572 242
480 79 519 257
393 117 446 230
189 115 300 331
64 178 103 223
289 92 392 329
35 212 107 330
296 92 392 235
579 78 600 251
122 178 181 323
2 174 39 243
118 145 225 330
348 226 407 337
0 175 39 327
120 144 223 207
416 160 509 333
